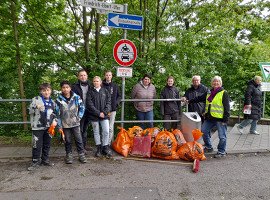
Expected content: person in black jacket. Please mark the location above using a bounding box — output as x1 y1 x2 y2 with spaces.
237 76 262 135
102 71 121 144
188 76 230 158
86 76 112 158
183 75 209 123
72 69 92 152
160 76 181 130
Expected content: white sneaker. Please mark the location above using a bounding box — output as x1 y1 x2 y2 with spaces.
250 131 260 135
237 126 244 134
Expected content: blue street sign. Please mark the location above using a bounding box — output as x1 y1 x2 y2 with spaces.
108 13 143 31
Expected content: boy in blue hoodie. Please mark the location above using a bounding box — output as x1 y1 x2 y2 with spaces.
28 83 56 171
55 80 86 164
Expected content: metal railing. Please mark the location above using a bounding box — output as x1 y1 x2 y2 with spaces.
0 99 31 124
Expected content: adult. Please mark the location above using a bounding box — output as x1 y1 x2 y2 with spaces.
188 76 230 158
160 76 181 130
102 71 121 144
183 75 209 123
72 69 92 152
131 74 156 129
86 76 112 158
237 76 262 135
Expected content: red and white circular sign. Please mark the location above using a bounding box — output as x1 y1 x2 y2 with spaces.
113 39 137 67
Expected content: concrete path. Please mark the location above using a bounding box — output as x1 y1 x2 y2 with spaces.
0 124 270 160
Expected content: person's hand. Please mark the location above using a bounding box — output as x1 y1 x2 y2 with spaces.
36 104 45 111
100 112 105 118
59 128 65 143
180 97 187 102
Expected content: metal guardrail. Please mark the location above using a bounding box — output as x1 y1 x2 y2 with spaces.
0 99 31 125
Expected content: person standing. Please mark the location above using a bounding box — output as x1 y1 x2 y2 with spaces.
72 69 92 152
28 83 56 171
183 75 209 123
160 76 181 130
102 71 121 144
55 81 86 164
188 76 230 158
86 76 112 158
237 76 263 135
131 74 156 129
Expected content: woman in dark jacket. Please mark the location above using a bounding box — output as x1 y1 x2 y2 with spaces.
160 76 181 130
86 76 112 158
237 76 262 135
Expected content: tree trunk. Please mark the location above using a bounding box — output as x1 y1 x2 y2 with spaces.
154 0 160 50
83 7 90 62
95 12 100 64
11 0 28 130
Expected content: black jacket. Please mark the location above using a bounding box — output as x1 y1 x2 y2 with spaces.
160 85 181 115
102 80 121 112
189 87 230 123
72 80 92 100
86 87 111 121
244 80 262 120
184 84 209 115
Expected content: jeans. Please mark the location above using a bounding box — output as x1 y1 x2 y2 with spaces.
238 119 258 133
32 129 52 163
136 110 154 129
109 111 116 144
91 120 110 146
163 112 180 130
80 114 91 148
201 120 227 154
63 126 84 155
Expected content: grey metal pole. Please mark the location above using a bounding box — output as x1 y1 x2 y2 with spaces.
120 4 128 128
263 91 266 118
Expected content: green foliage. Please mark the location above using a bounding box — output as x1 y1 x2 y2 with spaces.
1 0 270 137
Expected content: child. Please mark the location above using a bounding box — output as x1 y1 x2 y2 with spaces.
55 80 86 164
28 83 56 171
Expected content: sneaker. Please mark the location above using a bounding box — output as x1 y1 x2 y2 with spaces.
102 145 113 158
237 126 244 134
65 153 73 164
250 131 260 135
95 145 102 158
27 162 40 171
79 153 87 163
41 160 54 166
214 153 226 158
203 147 214 153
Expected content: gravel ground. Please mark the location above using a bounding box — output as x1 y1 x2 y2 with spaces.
0 153 270 200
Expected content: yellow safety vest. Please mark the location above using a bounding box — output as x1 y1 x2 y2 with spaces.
205 90 225 118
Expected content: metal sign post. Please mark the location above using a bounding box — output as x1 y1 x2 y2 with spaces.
121 4 128 128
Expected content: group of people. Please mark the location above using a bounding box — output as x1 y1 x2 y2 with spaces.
28 70 121 170
28 70 263 170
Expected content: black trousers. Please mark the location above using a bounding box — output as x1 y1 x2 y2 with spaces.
80 114 91 148
163 112 180 131
32 129 51 163
64 126 84 155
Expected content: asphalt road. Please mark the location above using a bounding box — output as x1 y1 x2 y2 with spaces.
0 153 270 200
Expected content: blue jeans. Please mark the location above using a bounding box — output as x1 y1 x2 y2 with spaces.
238 119 258 133
136 110 154 129
91 120 110 146
201 120 227 154
63 126 84 155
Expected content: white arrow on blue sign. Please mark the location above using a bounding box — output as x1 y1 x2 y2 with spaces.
108 13 143 31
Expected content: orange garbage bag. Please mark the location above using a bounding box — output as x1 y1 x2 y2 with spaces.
126 126 143 149
151 130 179 160
171 129 186 149
142 127 160 145
112 127 131 157
192 129 203 141
177 141 206 161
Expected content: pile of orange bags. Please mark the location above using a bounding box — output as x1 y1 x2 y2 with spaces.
112 126 206 161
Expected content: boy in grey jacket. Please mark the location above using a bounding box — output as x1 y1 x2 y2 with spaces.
28 83 56 171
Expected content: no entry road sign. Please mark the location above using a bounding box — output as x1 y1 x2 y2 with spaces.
113 39 137 67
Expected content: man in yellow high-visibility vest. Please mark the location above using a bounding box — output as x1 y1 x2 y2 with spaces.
187 76 230 158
